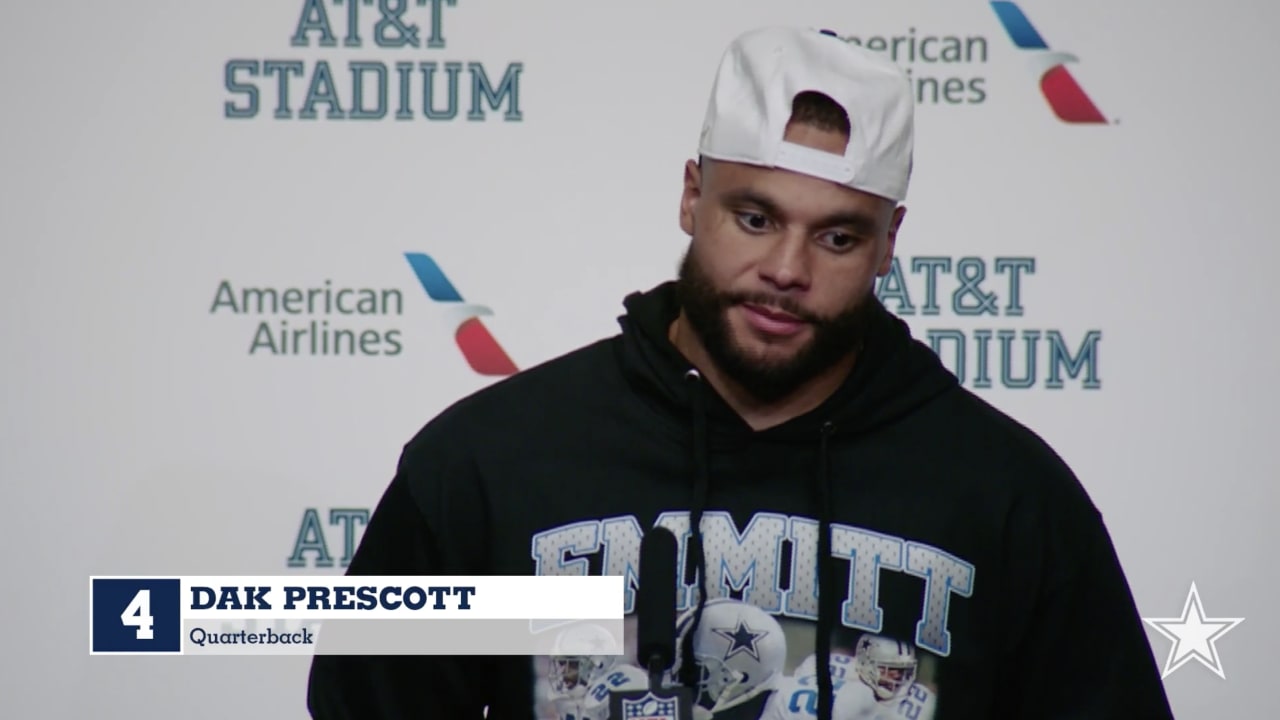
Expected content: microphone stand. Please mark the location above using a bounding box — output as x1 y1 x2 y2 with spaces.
647 651 667 692
608 648 690 720
610 526 692 719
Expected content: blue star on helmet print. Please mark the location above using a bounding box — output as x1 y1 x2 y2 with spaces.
713 619 770 662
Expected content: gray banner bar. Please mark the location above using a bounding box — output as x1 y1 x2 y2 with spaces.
182 618 626 656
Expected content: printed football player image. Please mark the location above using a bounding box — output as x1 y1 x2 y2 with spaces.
759 668 880 720
850 635 936 720
535 623 648 720
539 655 649 720
533 602 940 720
773 636 936 720
665 600 937 720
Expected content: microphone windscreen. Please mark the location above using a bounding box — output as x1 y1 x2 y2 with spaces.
635 525 678 670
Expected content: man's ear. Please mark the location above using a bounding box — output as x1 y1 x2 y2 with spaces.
679 158 702 237
878 204 907 277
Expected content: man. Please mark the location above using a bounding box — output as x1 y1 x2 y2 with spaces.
307 25 1175 720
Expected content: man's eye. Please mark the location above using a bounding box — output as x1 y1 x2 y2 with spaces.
737 212 770 231
823 232 859 250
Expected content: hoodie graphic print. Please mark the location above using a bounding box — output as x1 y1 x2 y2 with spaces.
306 281 1174 720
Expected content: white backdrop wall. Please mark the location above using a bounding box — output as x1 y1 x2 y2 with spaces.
3 0 1276 717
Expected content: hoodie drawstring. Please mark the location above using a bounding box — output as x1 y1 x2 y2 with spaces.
680 369 712 691
816 420 837 720
680 369 838 720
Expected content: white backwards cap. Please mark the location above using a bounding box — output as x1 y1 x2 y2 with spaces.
698 27 916 203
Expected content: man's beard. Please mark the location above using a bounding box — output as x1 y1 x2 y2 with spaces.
674 247 882 404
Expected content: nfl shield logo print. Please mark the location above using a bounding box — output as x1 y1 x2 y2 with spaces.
620 691 679 720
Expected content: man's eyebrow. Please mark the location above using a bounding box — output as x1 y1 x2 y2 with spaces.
720 188 881 235
720 188 783 217
817 210 881 236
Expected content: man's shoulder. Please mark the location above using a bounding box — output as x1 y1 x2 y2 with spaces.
941 386 1067 456
401 335 623 450
462 333 623 408
911 384 1092 502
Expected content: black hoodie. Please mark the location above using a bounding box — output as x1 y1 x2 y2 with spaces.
307 281 1174 720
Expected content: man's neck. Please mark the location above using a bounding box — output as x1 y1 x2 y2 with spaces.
668 312 856 431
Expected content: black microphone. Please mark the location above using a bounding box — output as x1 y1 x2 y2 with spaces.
636 525 678 687
609 525 694 720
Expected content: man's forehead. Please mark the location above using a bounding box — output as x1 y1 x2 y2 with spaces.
703 157 893 222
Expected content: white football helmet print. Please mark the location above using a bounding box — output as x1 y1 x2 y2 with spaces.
667 598 787 713
546 622 621 696
853 634 918 701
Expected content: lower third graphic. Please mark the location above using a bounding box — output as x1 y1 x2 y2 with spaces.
989 1 1107 124
404 252 519 376
91 578 183 654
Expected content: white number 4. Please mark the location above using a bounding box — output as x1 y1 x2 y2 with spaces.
121 589 154 640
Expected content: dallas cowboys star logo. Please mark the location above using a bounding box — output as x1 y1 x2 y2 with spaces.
712 620 768 662
1142 581 1244 680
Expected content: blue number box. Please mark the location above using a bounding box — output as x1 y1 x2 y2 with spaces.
90 578 183 654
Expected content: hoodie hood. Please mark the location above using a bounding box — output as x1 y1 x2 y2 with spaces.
615 280 958 440
613 281 958 720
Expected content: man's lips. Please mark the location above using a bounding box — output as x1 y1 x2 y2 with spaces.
745 303 802 321
740 303 808 337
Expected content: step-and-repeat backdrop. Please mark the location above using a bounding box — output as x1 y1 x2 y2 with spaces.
4 0 1276 717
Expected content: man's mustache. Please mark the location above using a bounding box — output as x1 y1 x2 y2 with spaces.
722 292 823 324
